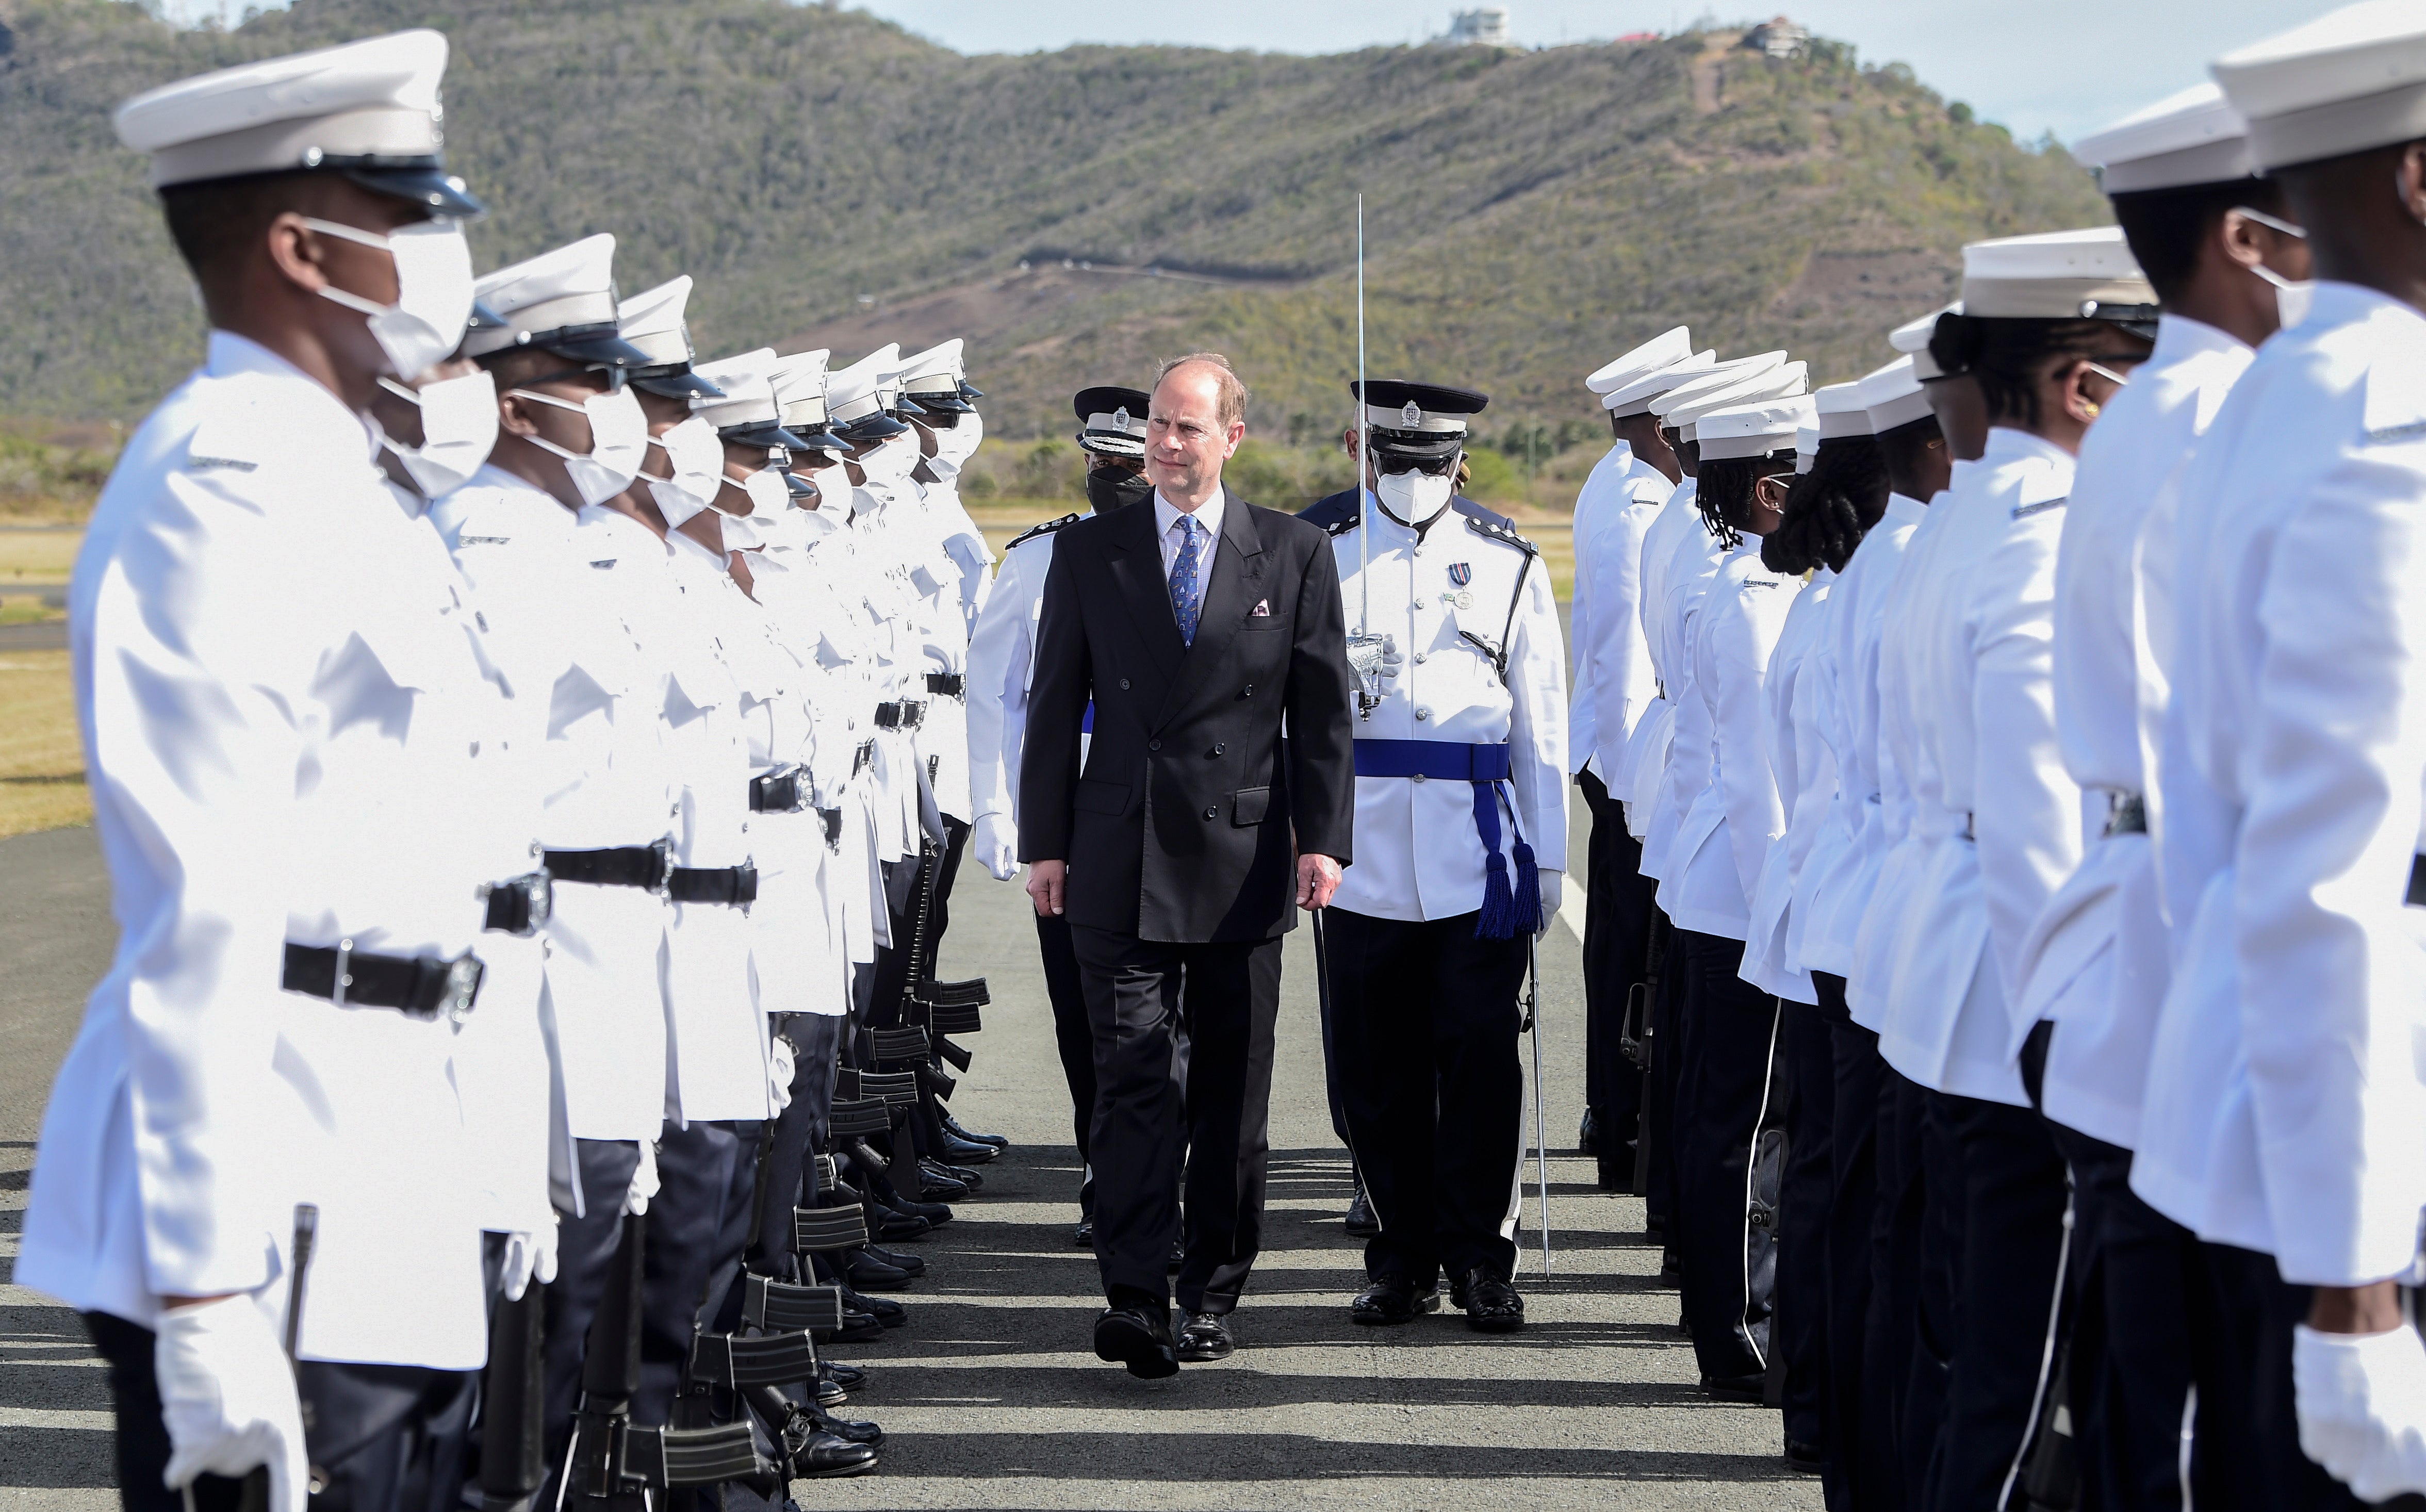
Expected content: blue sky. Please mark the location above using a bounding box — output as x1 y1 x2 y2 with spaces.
157 1 2326 147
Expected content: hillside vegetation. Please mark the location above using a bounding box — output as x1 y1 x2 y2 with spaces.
0 0 2106 437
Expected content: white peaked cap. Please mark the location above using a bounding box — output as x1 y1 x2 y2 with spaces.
114 29 450 191
691 349 781 432
617 276 695 369
1815 381 1875 440
771 350 833 432
1960 226 2156 320
466 234 620 357
1666 360 1810 432
1650 351 1789 421
2078 84 2256 194
2215 0 2426 170
896 338 963 383
1795 419 1820 471
1890 303 1959 380
1586 326 1692 396
1860 356 1933 432
1697 396 1819 461
1604 350 1720 415
827 345 898 425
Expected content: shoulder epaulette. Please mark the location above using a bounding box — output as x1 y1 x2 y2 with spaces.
1466 514 1539 556
1324 516 1360 538
1006 512 1083 550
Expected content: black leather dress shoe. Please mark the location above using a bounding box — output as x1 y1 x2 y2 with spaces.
1350 1277 1439 1326
1450 1266 1525 1333
1578 1108 1602 1158
819 1359 866 1393
1175 1311 1235 1362
941 1112 1008 1149
1345 1175 1380 1238
1700 1371 1768 1401
1093 1304 1178 1379
809 1403 883 1448
812 1372 849 1409
939 1132 999 1164
917 1169 971 1202
845 1252 912 1291
831 1308 883 1344
1072 1218 1094 1246
780 1424 878 1479
1785 1438 1826 1473
840 1286 908 1329
871 1205 931 1243
860 1241 925 1278
923 1156 983 1192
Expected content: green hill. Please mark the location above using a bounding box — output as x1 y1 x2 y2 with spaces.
0 0 2106 437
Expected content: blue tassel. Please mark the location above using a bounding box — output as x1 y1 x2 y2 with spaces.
1478 851 1515 940
1512 837 1542 935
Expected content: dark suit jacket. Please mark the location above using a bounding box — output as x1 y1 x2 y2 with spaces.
1297 487 1513 531
1019 485 1356 942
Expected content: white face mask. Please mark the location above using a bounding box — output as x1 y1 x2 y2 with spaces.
641 416 722 528
376 370 497 499
301 217 475 381
718 510 766 552
936 409 984 468
2250 260 2314 331
726 466 790 518
796 458 848 513
1376 467 1455 526
510 385 648 507
865 431 922 484
922 452 961 484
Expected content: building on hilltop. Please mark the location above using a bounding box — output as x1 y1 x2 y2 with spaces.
1742 16 1809 58
1445 8 1513 47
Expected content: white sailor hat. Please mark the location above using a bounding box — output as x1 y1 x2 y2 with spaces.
1890 304 1960 381
692 349 809 453
1352 380 1490 463
466 234 650 368
1697 396 1819 461
617 277 722 401
826 345 911 443
896 339 974 415
1665 360 1810 441
2078 84 2257 194
1586 326 1692 401
113 29 481 216
1960 226 2158 328
2215 0 2426 172
1074 386 1153 457
771 351 846 453
1602 349 1720 416
1859 356 1935 433
1815 381 1875 441
1795 418 1821 472
1649 352 1789 423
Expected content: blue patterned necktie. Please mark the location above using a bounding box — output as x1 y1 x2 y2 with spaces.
1169 515 1204 645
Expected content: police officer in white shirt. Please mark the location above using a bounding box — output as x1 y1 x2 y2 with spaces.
964 385 1154 1243
19 31 510 1510
2008 85 2308 1510
2130 8 2426 1502
1317 380 1566 1333
1571 328 1694 1192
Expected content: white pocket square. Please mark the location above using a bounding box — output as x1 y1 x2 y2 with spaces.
1250 599 1271 616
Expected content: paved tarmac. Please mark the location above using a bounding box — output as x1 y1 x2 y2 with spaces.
0 800 1816 1508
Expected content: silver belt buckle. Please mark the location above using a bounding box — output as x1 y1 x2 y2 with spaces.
332 938 353 1008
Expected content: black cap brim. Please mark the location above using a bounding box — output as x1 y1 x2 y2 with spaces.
633 369 724 400
835 414 910 443
340 164 485 219
782 471 818 499
718 422 810 451
785 426 848 453
535 330 654 369
893 395 928 417
959 381 985 400
1367 428 1465 463
907 392 973 414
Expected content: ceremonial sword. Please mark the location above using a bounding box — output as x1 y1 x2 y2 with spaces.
1525 937 1551 1276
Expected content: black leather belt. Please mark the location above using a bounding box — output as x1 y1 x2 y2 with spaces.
925 673 963 697
542 841 672 892
851 739 875 777
2103 792 2147 838
874 699 925 730
818 808 843 848
668 863 758 907
750 766 808 814
282 940 484 1022
2409 854 2426 908
481 870 552 936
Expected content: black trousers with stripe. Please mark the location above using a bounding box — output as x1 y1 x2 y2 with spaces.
1671 928 1783 1383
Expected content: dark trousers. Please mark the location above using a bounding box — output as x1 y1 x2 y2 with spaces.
1578 771 1658 1175
1070 925 1282 1314
1866 1069 1931 1512
1778 997 1838 1457
543 1137 644 1486
85 1310 475 1512
1037 911 1096 1172
638 1120 760 1427
927 814 969 970
1323 907 1529 1286
752 1012 844 1275
1671 929 1783 1382
1644 906 1686 1238
1818 974 1890 1512
1925 1092 2068 1512
2041 1119 2197 1512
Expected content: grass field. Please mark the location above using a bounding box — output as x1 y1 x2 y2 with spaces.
0 528 78 584
0 650 88 838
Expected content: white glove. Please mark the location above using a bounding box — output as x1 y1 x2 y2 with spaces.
626 1140 661 1217
768 1033 797 1113
499 1220 559 1303
972 812 1018 882
1535 871 1563 939
2296 1323 2426 1502
154 1296 308 1512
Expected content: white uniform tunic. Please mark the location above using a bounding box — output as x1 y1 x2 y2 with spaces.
1796 494 1928 985
1877 430 2080 1105
1567 442 1671 784
1668 537 1806 942
965 512 1087 864
21 334 494 1370
1328 510 1568 921
433 468 676 1147
1621 478 1701 841
2134 283 2426 1287
1643 490 1731 890
2018 316 2253 1151
1743 568 1835 1002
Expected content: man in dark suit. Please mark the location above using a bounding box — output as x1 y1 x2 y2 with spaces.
1020 352 1356 1378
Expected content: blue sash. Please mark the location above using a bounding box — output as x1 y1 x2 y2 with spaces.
1352 738 1539 939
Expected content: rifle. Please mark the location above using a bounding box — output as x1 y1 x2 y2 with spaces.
226 1205 318 1512
1625 911 1667 1197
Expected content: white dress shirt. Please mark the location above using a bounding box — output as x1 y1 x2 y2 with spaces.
1567 443 1672 780
1154 487 1226 599
1744 568 1835 1004
1642 488 1730 889
965 510 1090 857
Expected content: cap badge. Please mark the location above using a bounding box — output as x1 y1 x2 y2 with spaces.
1401 400 1423 426
1448 562 1473 587
1112 406 1130 429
